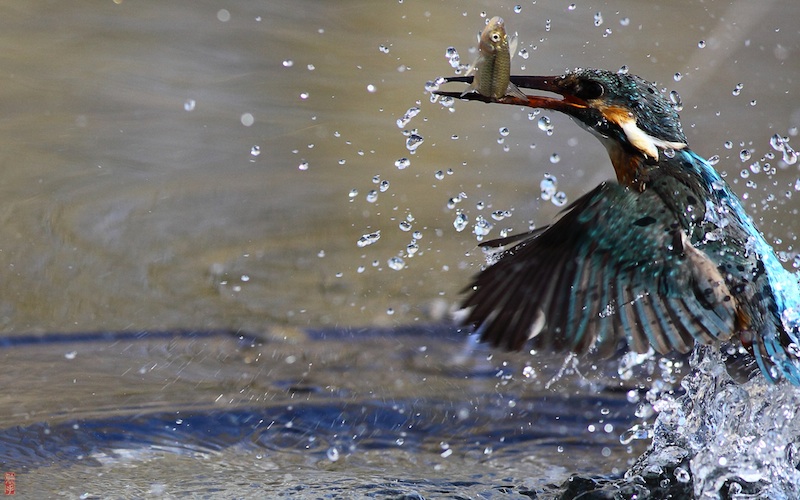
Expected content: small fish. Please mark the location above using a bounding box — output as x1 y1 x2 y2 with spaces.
463 16 527 100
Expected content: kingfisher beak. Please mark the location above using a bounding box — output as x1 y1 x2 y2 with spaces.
434 75 589 114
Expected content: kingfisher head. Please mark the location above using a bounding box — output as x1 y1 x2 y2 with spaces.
517 68 687 155
438 68 690 185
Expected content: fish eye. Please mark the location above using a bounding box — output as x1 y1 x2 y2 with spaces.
573 80 604 100
491 33 501 42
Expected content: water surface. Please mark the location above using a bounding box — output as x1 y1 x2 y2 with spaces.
1 0 799 497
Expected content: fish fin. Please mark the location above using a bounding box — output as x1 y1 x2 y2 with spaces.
460 54 483 96
506 82 527 100
508 33 518 60
461 65 481 96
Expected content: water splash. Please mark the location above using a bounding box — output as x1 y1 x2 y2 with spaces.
623 346 800 498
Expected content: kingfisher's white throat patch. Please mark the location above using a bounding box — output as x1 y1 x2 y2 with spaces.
603 106 687 160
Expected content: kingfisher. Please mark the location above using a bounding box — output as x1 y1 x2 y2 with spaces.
435 68 800 385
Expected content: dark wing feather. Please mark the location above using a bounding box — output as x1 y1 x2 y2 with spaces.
461 181 736 356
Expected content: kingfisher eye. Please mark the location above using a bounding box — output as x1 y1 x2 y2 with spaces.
573 80 605 100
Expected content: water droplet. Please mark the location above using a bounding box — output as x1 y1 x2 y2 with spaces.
395 157 411 170
783 148 798 165
396 106 420 128
568 4 577 11
724 141 733 149
348 189 358 200
514 5 522 13
540 173 558 200
669 90 683 111
439 96 455 108
537 116 554 135
545 19 551 32
619 17 630 26
708 155 720 165
250 145 261 157
732 83 743 96
424 77 445 92
698 40 706 48
379 44 390 54
499 127 510 137
366 84 377 93
453 212 468 232
357 231 381 248
298 161 309 171
405 133 424 153
445 46 461 69
399 220 412 232
770 133 785 151
473 216 493 239
379 180 390 192
326 447 340 461
183 99 196 111
739 149 751 162
519 48 529 59
618 65 629 75
491 210 511 221
593 12 603 26
434 170 444 180
65 351 77 360
388 256 406 270
217 9 231 22
550 153 560 164
740 169 749 179
366 190 378 203
240 113 254 126
282 59 294 68
552 191 568 207
673 72 682 82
